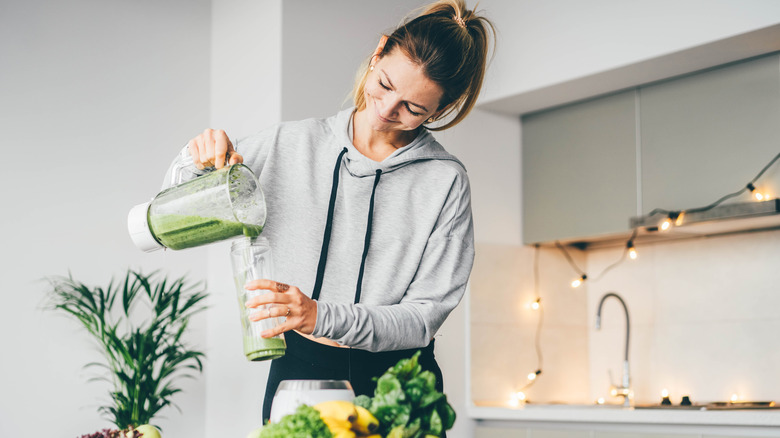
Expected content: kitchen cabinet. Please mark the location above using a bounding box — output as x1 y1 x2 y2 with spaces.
521 90 637 245
520 53 780 245
476 426 699 438
470 405 780 437
639 52 780 215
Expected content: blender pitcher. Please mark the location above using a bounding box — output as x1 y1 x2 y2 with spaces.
230 237 286 361
128 162 266 252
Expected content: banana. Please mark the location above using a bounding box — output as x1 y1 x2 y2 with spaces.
314 400 358 423
321 417 356 438
352 405 379 435
321 416 353 431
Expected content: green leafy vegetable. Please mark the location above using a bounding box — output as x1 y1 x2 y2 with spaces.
359 351 456 438
258 405 332 438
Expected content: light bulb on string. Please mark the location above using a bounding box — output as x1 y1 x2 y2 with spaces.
675 211 685 226
659 211 680 231
571 274 586 288
527 370 542 381
747 183 769 201
627 240 637 260
530 298 541 310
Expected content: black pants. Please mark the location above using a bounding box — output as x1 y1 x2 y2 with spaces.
262 330 444 423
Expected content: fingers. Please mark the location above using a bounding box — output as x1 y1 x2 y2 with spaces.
243 279 295 308
245 292 289 309
188 138 202 170
229 152 244 165
243 280 317 336
245 279 290 293
214 132 229 169
186 128 234 169
227 142 244 165
261 322 288 339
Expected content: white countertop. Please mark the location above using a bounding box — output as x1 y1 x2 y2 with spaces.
468 403 780 428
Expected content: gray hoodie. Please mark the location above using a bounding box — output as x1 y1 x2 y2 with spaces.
170 108 474 352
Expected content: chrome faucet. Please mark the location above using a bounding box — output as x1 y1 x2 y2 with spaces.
595 292 631 407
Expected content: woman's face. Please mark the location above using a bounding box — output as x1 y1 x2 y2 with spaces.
363 48 444 133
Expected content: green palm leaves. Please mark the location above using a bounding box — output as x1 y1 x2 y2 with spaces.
46 270 208 430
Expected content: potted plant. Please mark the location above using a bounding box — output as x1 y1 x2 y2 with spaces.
45 269 208 437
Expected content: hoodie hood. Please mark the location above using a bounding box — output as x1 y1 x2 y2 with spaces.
328 107 466 177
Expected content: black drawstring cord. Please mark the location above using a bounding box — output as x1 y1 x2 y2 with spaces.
311 147 348 301
354 169 382 304
349 169 382 383
309 151 382 382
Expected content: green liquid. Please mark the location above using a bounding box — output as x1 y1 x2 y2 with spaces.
150 214 263 250
244 335 286 361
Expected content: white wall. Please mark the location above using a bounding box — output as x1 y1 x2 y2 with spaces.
587 230 780 406
280 0 425 122
0 0 211 437
204 1 282 437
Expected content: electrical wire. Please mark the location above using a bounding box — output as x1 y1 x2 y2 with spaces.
647 151 780 217
590 229 638 282
559 151 779 285
520 245 544 392
554 241 586 276
532 244 543 373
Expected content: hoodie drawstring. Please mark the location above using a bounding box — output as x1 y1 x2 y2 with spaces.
311 147 348 301
354 168 382 304
311 148 381 305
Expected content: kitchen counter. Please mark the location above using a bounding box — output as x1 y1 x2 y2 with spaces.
468 402 780 431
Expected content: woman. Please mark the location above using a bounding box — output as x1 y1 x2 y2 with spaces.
175 0 494 422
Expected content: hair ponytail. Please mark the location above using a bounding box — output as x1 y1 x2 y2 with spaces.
352 0 496 131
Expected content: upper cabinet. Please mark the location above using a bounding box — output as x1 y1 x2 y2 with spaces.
640 53 780 214
521 53 780 246
522 91 638 245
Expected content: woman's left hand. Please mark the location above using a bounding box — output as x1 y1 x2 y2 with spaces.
245 279 318 338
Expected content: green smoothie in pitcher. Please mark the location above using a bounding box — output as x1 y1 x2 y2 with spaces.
150 214 263 250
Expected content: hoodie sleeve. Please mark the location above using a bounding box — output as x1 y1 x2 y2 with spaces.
312 169 475 352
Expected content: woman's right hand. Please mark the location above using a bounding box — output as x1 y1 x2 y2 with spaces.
187 128 244 169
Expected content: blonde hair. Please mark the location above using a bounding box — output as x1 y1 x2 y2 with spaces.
352 0 496 131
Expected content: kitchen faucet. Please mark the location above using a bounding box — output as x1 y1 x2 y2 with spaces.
595 292 631 407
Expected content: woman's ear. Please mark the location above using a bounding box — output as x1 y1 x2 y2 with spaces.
370 35 389 67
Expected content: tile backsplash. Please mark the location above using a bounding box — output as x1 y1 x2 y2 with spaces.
470 229 780 406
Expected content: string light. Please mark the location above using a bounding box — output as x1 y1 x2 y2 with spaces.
627 240 637 260
644 151 780 235
659 211 680 231
508 391 527 407
551 152 780 291
571 274 586 288
557 229 638 289
513 245 545 403
747 183 770 201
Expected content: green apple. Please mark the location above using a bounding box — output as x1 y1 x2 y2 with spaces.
246 427 263 438
135 425 162 438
